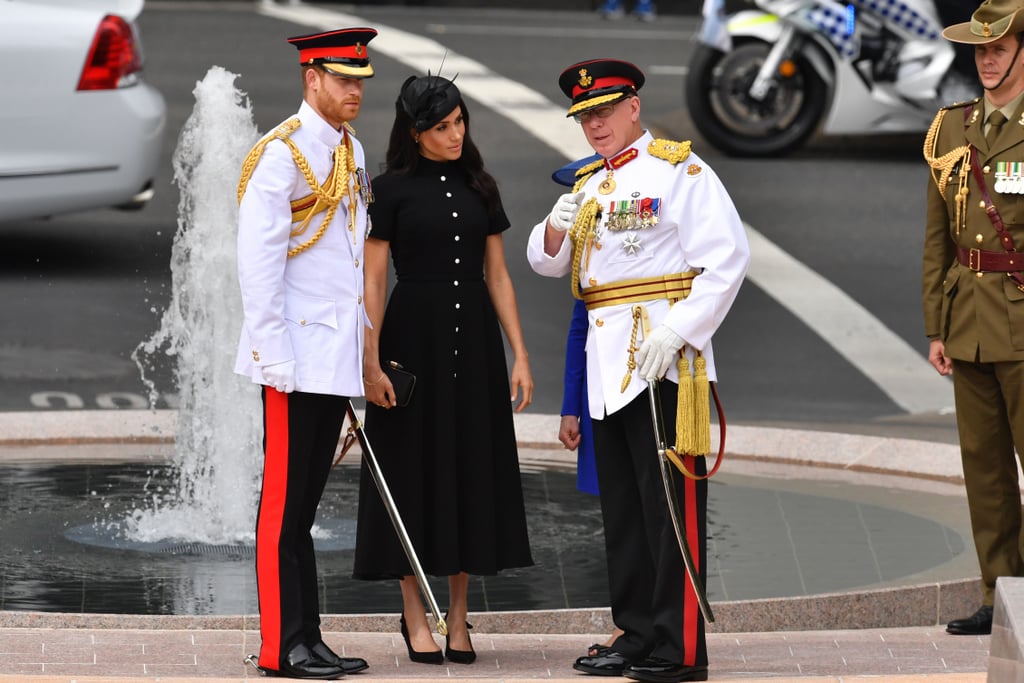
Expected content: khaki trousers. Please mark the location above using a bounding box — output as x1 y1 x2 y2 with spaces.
952 359 1024 604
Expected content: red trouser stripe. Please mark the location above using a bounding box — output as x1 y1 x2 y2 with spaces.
257 389 289 670
682 454 700 666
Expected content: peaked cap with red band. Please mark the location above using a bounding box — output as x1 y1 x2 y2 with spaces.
558 58 645 117
287 27 378 79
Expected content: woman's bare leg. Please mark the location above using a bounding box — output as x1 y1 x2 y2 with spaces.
446 572 472 651
400 576 441 653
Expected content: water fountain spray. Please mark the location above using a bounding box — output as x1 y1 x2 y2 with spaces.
130 66 263 545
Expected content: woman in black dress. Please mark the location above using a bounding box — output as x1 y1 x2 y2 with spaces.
354 75 534 664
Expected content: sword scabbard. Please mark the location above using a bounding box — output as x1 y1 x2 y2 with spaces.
646 381 715 623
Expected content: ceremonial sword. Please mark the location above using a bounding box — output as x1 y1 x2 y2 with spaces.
646 380 715 623
342 402 448 636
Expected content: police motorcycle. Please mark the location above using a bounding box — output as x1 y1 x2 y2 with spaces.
685 0 980 156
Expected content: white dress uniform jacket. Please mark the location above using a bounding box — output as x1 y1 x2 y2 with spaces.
235 100 368 397
528 131 749 419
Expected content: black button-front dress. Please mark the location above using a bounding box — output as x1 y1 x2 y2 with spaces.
353 157 533 580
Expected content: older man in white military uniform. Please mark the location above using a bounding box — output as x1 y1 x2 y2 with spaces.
528 58 749 683
235 27 377 681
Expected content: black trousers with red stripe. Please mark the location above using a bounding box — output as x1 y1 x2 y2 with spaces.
257 388 349 670
591 383 708 667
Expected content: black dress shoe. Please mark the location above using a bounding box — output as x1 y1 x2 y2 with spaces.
573 648 632 676
625 656 708 683
946 605 994 635
264 643 345 679
310 640 369 673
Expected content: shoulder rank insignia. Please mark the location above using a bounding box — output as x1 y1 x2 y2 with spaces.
268 117 302 143
648 139 691 165
686 163 703 176
938 96 980 113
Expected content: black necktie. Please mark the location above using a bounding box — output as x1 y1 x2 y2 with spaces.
986 110 1007 149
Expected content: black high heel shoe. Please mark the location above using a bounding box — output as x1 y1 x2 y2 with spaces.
400 615 443 664
444 613 476 664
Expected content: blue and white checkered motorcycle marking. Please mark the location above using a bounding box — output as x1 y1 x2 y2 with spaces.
805 2 860 57
859 0 940 39
804 0 940 60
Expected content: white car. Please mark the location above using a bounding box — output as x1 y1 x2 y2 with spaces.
0 0 166 222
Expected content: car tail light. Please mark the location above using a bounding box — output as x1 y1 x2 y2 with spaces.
76 15 142 91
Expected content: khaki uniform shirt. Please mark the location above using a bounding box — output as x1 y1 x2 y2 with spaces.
923 97 1024 362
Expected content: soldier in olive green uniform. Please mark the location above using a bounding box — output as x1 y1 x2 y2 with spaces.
923 0 1024 637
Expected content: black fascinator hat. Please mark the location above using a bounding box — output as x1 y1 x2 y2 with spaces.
398 74 461 132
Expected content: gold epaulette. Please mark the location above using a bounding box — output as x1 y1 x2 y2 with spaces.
648 139 692 165
237 117 302 204
572 159 605 193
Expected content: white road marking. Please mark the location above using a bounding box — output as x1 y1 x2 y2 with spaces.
650 65 689 76
744 229 952 414
423 22 687 41
259 2 954 414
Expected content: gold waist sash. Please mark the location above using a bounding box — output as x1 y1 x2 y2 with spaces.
582 271 697 310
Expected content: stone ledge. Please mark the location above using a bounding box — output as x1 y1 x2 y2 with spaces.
0 410 964 483
0 578 980 634
0 410 981 634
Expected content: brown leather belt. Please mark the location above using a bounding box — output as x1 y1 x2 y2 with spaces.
956 246 1023 272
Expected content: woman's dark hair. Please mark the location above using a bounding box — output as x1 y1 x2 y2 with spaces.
383 77 501 217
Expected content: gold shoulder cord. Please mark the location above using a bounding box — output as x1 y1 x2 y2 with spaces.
923 108 971 233
238 118 301 203
237 118 358 258
568 160 604 300
569 198 601 299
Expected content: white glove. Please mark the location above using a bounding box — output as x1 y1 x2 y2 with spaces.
637 326 685 382
548 191 585 232
261 360 297 393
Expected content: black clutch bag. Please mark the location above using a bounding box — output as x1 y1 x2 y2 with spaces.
383 360 416 407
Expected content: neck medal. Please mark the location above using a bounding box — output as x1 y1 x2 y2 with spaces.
598 147 638 196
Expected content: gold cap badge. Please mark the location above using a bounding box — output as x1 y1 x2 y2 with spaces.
578 68 593 88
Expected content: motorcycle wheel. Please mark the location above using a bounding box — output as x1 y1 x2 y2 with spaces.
686 39 828 157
